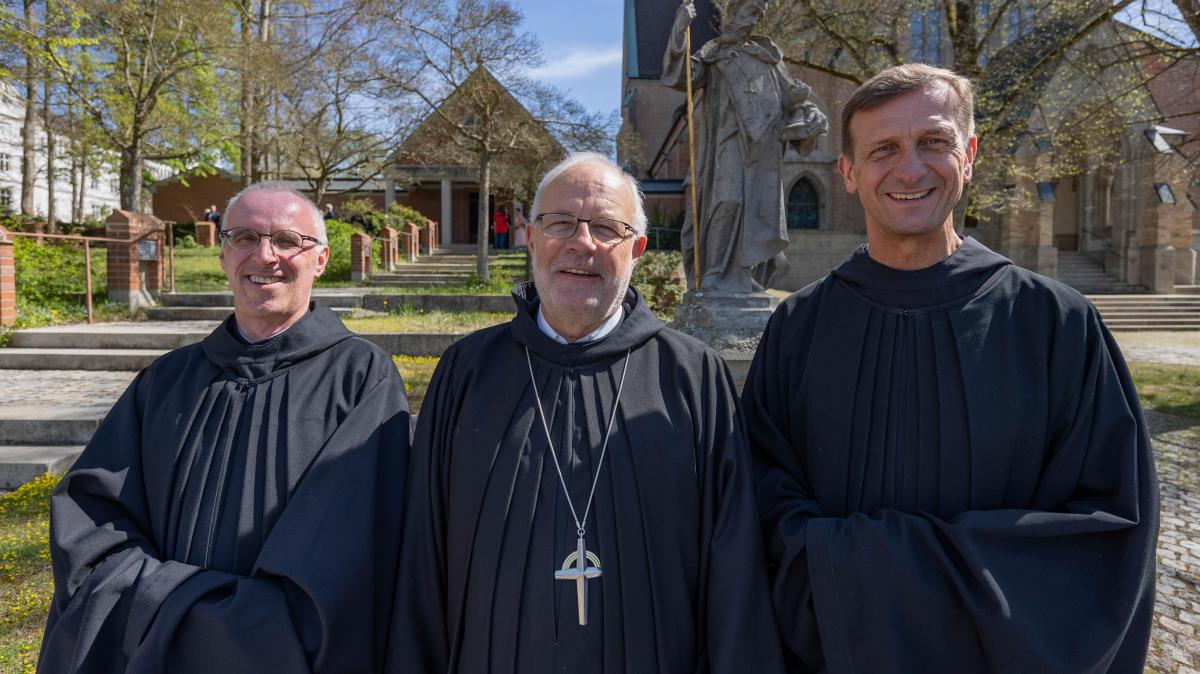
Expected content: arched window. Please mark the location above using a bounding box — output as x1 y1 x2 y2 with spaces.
787 178 820 229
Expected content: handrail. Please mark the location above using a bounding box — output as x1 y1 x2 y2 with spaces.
8 225 169 323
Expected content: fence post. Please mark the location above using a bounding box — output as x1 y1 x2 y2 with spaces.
380 226 398 271
195 220 217 247
0 226 15 326
106 210 164 310
351 232 371 283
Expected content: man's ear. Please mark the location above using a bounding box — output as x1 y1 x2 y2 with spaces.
631 235 648 261
314 244 330 277
963 135 978 183
837 154 857 194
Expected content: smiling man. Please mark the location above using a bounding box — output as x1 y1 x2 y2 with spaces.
41 183 410 673
745 64 1159 672
388 152 785 674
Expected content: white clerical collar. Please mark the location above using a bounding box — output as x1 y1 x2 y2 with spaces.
234 320 291 345
537 306 624 345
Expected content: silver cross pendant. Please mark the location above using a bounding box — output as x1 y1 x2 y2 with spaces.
555 534 602 626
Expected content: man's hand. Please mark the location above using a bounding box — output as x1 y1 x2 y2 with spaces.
674 0 696 34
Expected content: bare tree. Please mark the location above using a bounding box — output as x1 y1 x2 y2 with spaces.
19 0 37 218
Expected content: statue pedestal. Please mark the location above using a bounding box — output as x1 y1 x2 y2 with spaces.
671 290 779 387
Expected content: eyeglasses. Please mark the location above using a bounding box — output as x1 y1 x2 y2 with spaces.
219 227 324 252
535 213 636 245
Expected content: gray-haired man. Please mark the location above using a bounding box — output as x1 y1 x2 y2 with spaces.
388 153 785 674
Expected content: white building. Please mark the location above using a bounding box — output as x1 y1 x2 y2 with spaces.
0 82 170 221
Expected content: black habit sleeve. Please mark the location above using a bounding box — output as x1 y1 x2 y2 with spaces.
40 362 409 673
745 295 1158 673
385 342 460 674
695 349 788 673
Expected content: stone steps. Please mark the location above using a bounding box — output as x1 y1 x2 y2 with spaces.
1087 294 1200 331
371 273 475 285
0 347 166 370
368 278 463 288
362 294 513 313
0 445 85 490
1058 252 1148 294
10 328 212 350
146 306 357 321
0 405 109 489
160 291 364 308
0 405 108 446
0 322 465 370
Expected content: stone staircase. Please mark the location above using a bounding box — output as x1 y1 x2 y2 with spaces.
370 252 519 287
0 404 105 490
1057 251 1146 294
1088 295 1200 331
147 289 363 321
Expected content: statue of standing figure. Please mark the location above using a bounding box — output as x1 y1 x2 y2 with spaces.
664 0 828 292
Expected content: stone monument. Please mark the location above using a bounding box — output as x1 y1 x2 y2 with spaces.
664 0 828 379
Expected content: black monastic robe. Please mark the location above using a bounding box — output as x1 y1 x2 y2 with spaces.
40 304 410 673
745 238 1159 673
388 283 786 674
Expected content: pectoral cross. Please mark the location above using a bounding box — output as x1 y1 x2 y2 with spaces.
555 535 602 626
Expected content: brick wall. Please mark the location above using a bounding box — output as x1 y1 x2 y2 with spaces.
152 174 242 224
106 210 165 309
0 227 14 326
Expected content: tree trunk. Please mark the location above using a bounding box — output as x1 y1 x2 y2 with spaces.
20 0 38 219
76 137 88 221
120 145 143 212
239 2 254 186
477 150 492 281
250 0 272 183
43 75 57 231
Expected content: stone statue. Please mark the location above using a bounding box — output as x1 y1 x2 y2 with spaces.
664 0 828 292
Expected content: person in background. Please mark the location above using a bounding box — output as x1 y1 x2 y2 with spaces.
513 205 529 250
494 204 510 250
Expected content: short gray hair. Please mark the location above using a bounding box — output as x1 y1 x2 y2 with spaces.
531 152 648 236
224 182 327 246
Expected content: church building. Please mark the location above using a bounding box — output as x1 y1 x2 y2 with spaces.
619 0 1200 293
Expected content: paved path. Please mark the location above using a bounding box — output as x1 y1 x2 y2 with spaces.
1148 411 1200 674
1115 332 1200 367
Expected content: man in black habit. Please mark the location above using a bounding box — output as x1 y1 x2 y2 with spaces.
388 152 786 673
39 184 411 673
745 63 1159 673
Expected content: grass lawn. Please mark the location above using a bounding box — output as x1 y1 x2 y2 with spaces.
395 355 439 413
343 311 510 334
0 473 57 674
1 354 1196 666
1127 362 1200 420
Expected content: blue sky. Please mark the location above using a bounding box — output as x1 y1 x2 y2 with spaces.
514 0 625 118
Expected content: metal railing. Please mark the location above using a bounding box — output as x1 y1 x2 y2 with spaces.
9 226 169 323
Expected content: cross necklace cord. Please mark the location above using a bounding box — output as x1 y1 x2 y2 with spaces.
524 345 632 627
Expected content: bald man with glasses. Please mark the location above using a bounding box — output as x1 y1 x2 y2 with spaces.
41 183 411 673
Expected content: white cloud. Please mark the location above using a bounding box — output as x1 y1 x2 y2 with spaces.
526 45 623 80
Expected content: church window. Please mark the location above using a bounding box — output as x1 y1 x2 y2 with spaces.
1006 2 1036 43
787 178 820 230
1036 182 1056 202
0 187 12 211
1154 183 1176 204
0 153 9 173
